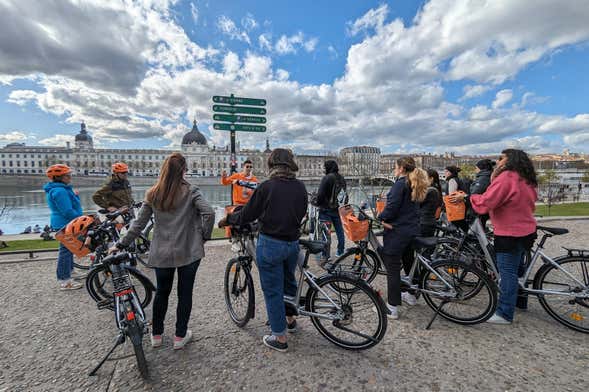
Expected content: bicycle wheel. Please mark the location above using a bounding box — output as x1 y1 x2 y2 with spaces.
86 265 153 310
224 258 255 327
306 273 387 350
126 316 149 379
329 248 379 288
533 256 589 333
420 260 497 325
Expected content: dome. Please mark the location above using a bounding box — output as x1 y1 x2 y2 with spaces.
181 120 207 145
75 122 93 142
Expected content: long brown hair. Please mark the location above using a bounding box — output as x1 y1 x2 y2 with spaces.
146 153 188 211
396 157 428 202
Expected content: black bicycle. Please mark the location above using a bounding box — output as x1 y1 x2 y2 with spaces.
224 223 388 350
88 252 150 379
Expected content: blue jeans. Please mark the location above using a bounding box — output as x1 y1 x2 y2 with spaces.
256 234 299 336
496 244 525 321
319 209 345 256
57 243 73 281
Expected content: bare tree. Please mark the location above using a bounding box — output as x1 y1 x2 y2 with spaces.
538 169 561 216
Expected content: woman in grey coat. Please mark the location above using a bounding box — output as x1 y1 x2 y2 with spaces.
112 153 215 350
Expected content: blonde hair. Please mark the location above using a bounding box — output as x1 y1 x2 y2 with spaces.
396 157 428 202
408 168 429 202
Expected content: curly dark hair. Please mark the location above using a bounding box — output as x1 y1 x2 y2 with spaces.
499 149 537 187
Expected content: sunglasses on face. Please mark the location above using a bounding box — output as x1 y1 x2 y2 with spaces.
245 165 253 169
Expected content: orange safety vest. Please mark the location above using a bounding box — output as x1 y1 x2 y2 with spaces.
221 172 259 205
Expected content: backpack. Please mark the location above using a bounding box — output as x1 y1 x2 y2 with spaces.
456 177 472 194
328 175 348 209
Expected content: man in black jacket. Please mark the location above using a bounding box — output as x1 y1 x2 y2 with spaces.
316 160 347 259
219 149 307 353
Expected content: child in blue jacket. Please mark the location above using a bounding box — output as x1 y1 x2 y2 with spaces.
44 165 83 290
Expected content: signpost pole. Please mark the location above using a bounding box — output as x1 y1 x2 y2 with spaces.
229 95 237 204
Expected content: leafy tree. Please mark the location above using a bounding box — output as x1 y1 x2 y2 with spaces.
459 164 477 180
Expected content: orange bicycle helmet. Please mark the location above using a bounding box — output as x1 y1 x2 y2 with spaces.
46 164 72 179
64 215 95 237
112 162 129 173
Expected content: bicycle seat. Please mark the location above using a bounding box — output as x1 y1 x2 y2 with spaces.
436 225 458 234
537 226 569 235
299 239 326 254
412 237 438 249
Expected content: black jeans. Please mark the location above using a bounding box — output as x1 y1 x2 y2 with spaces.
380 253 402 306
152 260 201 338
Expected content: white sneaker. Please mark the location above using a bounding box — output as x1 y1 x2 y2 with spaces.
59 280 82 290
70 270 87 280
151 335 163 348
486 313 512 325
373 303 399 319
173 330 192 350
401 292 417 306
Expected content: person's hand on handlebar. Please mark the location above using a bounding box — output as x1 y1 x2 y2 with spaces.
107 206 118 212
218 216 230 228
381 222 393 230
108 242 125 255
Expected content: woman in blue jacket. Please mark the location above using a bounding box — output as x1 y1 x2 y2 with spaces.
377 157 428 319
44 164 83 290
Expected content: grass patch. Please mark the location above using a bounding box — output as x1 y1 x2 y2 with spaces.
535 202 589 217
0 227 230 253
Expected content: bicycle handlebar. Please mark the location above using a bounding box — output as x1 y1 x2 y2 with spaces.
101 252 131 265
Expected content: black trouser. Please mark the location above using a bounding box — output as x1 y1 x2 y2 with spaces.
152 260 201 338
381 253 403 306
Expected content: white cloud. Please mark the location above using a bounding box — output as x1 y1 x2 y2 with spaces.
492 89 513 109
217 15 250 44
38 134 75 147
460 84 492 101
0 131 27 144
274 32 318 55
2 0 589 153
347 4 388 36
241 13 258 31
327 45 338 59
190 2 198 24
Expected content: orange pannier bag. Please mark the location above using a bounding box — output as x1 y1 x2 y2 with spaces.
375 196 387 216
338 205 369 242
55 215 96 257
443 192 466 222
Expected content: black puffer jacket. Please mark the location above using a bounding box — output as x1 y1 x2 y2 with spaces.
316 161 347 210
419 187 442 229
470 169 492 195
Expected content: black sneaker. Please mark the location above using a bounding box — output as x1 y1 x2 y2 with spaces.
263 335 288 352
287 320 297 333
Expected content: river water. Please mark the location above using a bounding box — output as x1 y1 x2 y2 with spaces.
0 177 382 234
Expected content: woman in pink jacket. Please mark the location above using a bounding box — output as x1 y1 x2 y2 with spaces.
452 149 538 325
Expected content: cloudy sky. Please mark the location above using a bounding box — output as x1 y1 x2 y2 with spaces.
0 0 588 155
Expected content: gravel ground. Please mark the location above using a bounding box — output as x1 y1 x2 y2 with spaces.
0 220 588 392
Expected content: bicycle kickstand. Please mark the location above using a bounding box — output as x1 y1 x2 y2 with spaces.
425 300 449 330
89 333 125 376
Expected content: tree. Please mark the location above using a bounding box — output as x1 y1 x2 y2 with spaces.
538 169 561 216
459 164 477 180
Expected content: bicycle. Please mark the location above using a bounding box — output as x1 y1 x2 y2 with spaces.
301 192 332 261
79 213 155 309
224 224 388 350
88 252 150 379
328 205 498 328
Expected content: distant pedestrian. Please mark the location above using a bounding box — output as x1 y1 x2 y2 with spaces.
470 159 496 226
112 153 215 350
22 226 32 234
92 162 134 212
315 160 348 259
33 224 41 233
44 164 83 290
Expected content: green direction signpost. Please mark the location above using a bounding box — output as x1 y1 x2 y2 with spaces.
213 114 266 124
212 105 267 115
211 94 267 188
213 123 266 132
213 95 266 106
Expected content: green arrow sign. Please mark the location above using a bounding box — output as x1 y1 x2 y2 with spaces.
213 123 266 132
213 96 266 106
213 105 267 115
213 114 266 124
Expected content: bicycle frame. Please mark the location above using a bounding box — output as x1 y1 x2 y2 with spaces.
467 217 500 279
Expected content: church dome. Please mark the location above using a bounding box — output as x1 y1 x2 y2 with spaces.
75 122 93 142
182 120 207 145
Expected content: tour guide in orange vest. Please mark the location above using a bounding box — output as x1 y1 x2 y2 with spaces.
221 160 259 205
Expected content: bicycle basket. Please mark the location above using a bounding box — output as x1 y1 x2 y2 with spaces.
443 192 466 222
375 196 387 215
339 205 369 242
55 215 97 257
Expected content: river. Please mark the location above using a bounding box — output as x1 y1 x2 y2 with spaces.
0 176 384 234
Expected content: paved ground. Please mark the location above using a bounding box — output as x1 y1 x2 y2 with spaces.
0 220 588 392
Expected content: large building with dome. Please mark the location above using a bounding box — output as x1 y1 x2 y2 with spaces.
0 121 331 178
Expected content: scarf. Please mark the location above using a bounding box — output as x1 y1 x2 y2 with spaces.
269 165 296 179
